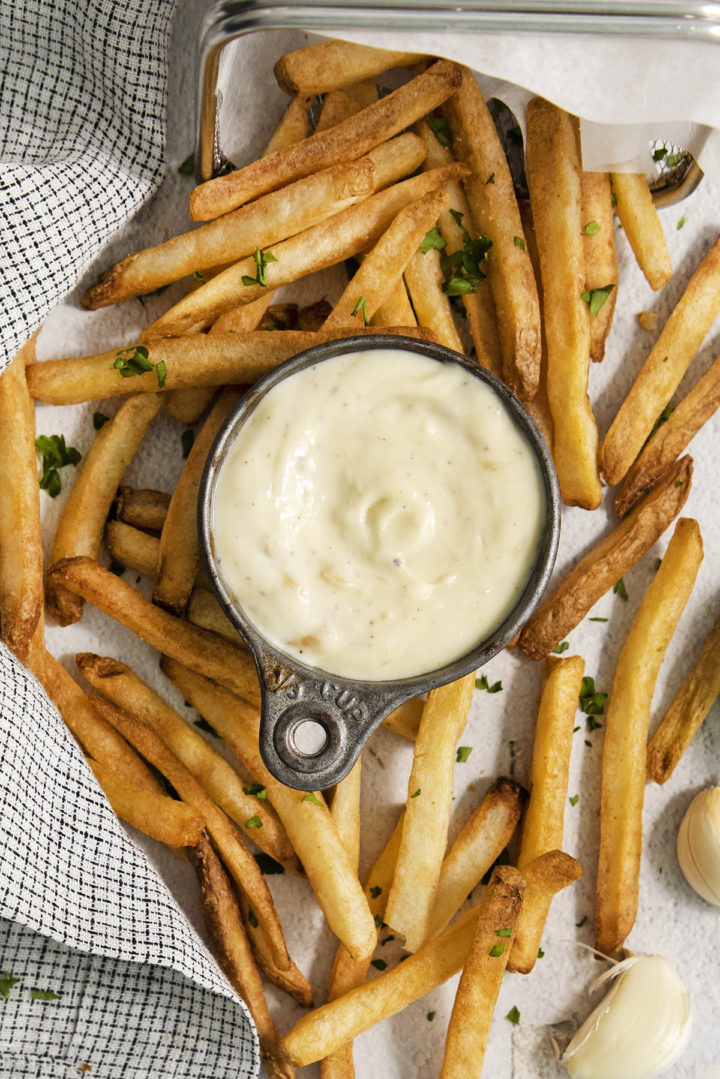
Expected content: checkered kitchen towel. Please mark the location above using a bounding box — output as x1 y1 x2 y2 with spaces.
0 2 259 1074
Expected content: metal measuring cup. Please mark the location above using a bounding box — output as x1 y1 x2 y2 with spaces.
198 334 561 791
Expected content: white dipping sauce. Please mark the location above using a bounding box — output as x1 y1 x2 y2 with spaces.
212 348 545 680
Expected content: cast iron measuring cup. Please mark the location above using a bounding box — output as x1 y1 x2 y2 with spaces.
199 334 561 791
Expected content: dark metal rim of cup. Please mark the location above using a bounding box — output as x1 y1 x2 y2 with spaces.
198 334 561 790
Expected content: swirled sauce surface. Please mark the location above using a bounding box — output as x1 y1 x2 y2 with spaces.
212 348 545 680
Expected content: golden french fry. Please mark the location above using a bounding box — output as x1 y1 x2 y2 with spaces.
191 60 459 220
403 245 464 352
610 171 672 290
615 352 720 517
342 78 380 109
153 390 240 615
163 387 218 426
105 520 159 579
507 850 582 974
518 200 553 451
446 68 541 399
600 235 720 485
240 898 314 1009
87 758 205 847
188 837 295 1079
330 758 363 875
274 41 424 96
384 674 475 952
439 866 525 1079
415 118 502 376
315 89 364 133
27 326 436 405
83 158 376 308
0 337 43 659
323 188 450 328
381 697 424 741
581 172 618 362
186 585 240 643
526 97 601 509
113 485 169 531
647 608 720 784
423 776 526 944
93 695 292 971
76 652 299 872
161 658 377 964
47 557 261 705
519 457 693 660
47 394 162 626
596 518 703 956
371 278 417 328
263 95 311 155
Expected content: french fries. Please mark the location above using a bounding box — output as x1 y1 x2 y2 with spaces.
87 758 205 848
507 850 583 975
403 245 464 352
104 520 159 579
274 41 425 97
596 518 703 955
113 485 169 531
526 97 601 509
600 234 720 485
581 172 618 362
190 60 460 219
0 337 43 659
647 608 720 784
519 456 693 660
610 171 672 290
439 866 525 1079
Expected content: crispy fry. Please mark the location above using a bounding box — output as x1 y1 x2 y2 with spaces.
610 171 672 291
600 235 720 485
596 518 703 955
186 585 240 643
188 837 295 1079
507 850 582 974
163 387 218 425
439 866 525 1079
446 69 541 398
581 172 618 362
153 390 240 615
404 245 464 352
161 659 377 963
47 557 261 705
105 520 159 579
274 41 424 97
526 97 601 509
239 897 314 1009
330 758 363 875
518 200 553 451
615 352 720 517
0 336 43 659
212 296 277 334
83 158 376 307
113 485 169 531
519 457 693 660
423 776 526 944
315 90 364 133
371 278 417 328
415 118 502 375
47 394 162 626
76 653 299 871
263 95 311 155
647 608 720 784
92 695 292 971
384 674 475 952
323 188 450 328
87 758 205 847
381 697 424 740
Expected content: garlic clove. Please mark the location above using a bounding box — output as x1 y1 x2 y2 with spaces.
677 786 720 907
561 954 692 1079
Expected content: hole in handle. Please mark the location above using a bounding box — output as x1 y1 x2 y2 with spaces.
290 718 328 757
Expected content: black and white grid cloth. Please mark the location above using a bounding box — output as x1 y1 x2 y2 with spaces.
0 2 259 1073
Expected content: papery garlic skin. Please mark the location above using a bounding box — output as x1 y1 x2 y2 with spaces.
562 954 692 1079
677 786 720 907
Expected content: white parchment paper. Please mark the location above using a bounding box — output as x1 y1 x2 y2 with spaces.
34 7 720 1077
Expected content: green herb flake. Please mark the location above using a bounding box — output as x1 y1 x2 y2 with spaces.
108 560 125 577
31 989 62 1002
537 946 545 958
506 1005 521 1025
36 434 82 498
254 853 285 875
155 360 167 389
513 236 526 250
586 715 602 732
589 616 608 622
178 152 195 175
489 943 505 957
456 746 473 763
613 577 629 602
248 908 258 928
371 959 387 971
242 248 277 288
485 172 495 185
302 792 322 806
114 344 153 378
495 928 512 938
441 232 492 297
581 283 615 317
677 215 687 230
583 220 601 236
675 479 684 488
93 412 110 430
576 915 588 927
655 558 663 571
569 794 579 807
428 116 450 147
585 739 592 747
611 190 618 207
374 914 384 929
194 716 219 737
552 641 570 654
245 815 263 829
181 429 195 459
579 676 608 716
192 270 205 283
369 885 382 899
427 1011 436 1021
667 152 682 167
243 783 267 800
653 147 668 162
573 725 581 733
419 226 446 254
476 674 502 694
351 296 369 325
649 403 675 439
0 973 20 999
410 788 421 799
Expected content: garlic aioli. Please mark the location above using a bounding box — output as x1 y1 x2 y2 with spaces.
212 348 545 680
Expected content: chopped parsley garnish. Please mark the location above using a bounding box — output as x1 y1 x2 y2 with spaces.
31 989 62 1002
254 853 284 875
569 794 579 807
371 959 387 971
36 434 81 497
419 226 446 254
155 361 167 389
583 220 601 236
369 885 382 899
537 946 545 958
613 577 629 601
93 412 110 430
649 403 674 439
653 147 668 162
241 248 277 288
655 558 663 571
351 296 369 325
581 283 615 317
181 429 195 458
506 1005 521 1024
456 746 473 763
552 641 570 654
247 909 258 928
677 215 687 230
194 716 219 737
244 783 267 799
485 172 495 185
441 219 492 296
192 270 205 283
513 236 526 250
410 788 421 798
576 915 588 927
428 116 450 147
667 152 682 167
427 1011 436 1021
178 152 195 175
113 345 167 389
108 560 126 577
0 973 20 999
675 479 684 488
475 674 502 693
586 714 602 733
573 725 581 733
579 676 607 716
589 616 608 622
245 816 262 829
585 739 592 747
302 792 322 806
495 928 512 938
374 914 384 929
489 943 505 957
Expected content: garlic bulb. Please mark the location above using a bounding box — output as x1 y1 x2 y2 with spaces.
561 954 692 1079
677 786 720 906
